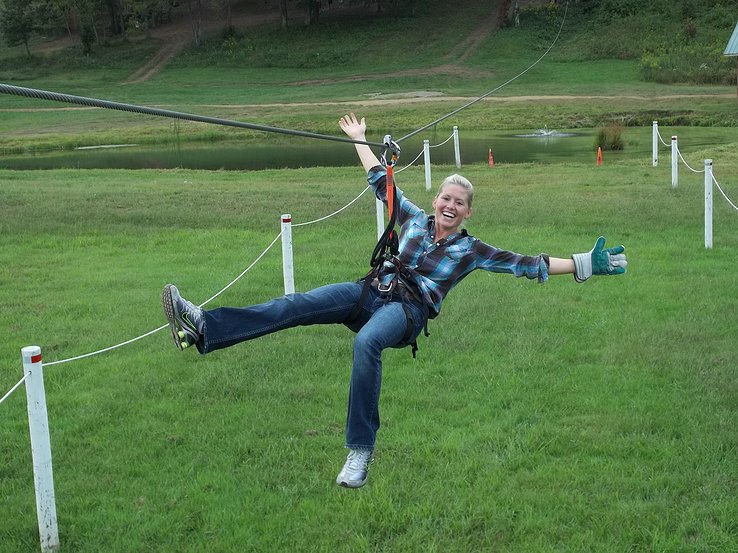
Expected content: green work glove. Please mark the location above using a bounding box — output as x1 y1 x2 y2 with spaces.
572 236 627 283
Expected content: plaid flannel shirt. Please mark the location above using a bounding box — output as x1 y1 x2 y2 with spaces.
368 166 549 317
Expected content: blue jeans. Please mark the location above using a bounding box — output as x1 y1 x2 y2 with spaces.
197 282 425 449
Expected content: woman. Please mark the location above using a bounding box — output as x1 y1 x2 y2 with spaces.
162 113 627 488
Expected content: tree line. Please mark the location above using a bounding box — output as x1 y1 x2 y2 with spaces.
0 0 411 56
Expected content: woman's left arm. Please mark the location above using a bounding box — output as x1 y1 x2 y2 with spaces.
548 257 575 275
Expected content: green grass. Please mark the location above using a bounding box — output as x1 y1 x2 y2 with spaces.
2 151 738 551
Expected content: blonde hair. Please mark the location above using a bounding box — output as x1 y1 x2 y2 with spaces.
437 174 474 207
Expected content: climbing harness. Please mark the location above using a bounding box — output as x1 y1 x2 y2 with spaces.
347 136 431 358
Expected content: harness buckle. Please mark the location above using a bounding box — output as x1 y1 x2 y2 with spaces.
376 278 396 294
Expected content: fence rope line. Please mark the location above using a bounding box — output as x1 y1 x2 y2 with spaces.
655 126 670 147
713 174 738 212
429 134 455 149
675 145 705 174
293 186 371 227
34 186 371 370
657 124 738 212
396 132 454 173
0 373 28 405
396 150 425 173
197 232 283 308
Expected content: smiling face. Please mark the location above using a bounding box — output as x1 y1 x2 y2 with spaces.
432 181 473 239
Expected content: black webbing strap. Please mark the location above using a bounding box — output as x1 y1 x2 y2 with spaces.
346 179 400 324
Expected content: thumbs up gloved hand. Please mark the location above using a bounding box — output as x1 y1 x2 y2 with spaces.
572 236 627 283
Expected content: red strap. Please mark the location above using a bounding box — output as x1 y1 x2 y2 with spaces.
386 164 395 220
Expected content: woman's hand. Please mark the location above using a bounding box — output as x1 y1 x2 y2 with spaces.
339 113 366 141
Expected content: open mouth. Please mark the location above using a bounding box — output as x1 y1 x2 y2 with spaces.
441 210 456 220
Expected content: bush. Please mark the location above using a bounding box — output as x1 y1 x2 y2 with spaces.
595 122 624 151
639 44 735 85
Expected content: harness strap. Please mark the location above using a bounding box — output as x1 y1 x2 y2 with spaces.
347 137 429 357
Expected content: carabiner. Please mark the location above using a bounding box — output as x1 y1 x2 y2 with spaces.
381 134 401 167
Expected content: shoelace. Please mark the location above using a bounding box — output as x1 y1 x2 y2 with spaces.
346 450 372 470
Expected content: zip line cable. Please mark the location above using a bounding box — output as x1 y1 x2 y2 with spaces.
396 1 569 144
0 83 385 149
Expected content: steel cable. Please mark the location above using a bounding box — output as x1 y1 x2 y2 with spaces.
395 1 569 143
0 83 385 149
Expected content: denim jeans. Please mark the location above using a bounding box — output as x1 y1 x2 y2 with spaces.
197 282 424 449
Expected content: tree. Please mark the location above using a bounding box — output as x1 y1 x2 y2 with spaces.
298 0 320 25
279 0 288 28
0 0 38 56
40 0 76 41
188 0 204 46
106 0 126 36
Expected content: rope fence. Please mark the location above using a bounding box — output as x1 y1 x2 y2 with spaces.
0 373 28 405
1 186 377 389
653 121 738 249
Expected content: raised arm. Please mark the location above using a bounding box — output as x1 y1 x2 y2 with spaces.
339 113 381 173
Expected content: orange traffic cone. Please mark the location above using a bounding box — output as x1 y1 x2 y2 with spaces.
488 148 495 168
597 146 603 166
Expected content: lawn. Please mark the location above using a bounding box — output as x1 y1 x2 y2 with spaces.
1 151 737 551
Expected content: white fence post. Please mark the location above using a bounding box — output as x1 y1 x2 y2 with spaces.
671 136 678 189
453 126 461 169
652 121 658 167
375 198 384 240
423 139 432 192
705 159 713 249
22 346 59 553
281 214 294 294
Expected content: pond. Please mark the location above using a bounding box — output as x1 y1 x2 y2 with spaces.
0 127 731 170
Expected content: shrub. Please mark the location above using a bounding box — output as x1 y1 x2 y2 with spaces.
639 44 735 85
595 122 624 151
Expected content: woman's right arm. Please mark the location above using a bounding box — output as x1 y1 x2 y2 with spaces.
339 113 382 174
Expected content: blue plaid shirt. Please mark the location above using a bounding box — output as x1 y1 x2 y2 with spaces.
368 166 549 317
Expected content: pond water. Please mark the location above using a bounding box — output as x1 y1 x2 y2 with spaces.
1 127 731 170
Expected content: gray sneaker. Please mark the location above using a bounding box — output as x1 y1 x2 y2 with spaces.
162 284 203 351
336 449 374 488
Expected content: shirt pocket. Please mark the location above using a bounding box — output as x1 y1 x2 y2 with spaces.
442 243 469 263
403 221 427 241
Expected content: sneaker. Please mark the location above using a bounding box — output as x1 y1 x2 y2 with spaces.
336 448 374 488
162 284 204 351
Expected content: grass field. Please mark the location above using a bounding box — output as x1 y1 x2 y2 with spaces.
1 150 738 551
2 1 738 550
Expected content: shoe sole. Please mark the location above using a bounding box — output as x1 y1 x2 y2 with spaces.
337 478 367 489
162 284 186 351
